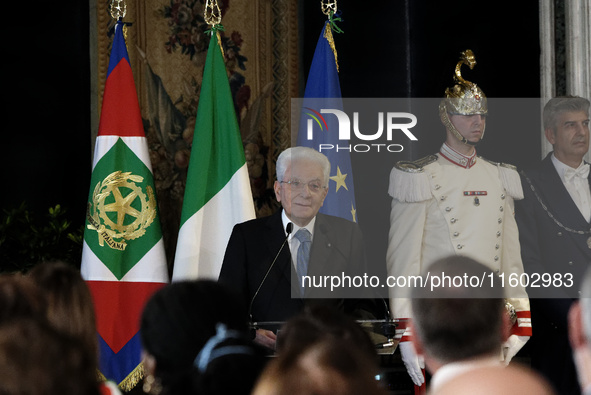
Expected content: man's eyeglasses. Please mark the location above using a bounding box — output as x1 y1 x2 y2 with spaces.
280 179 326 193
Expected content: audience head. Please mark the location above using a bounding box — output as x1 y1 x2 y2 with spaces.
433 364 556 395
580 266 591 347
568 267 591 393
27 261 98 359
276 305 376 361
410 255 506 365
253 336 385 395
0 316 100 395
140 280 266 395
253 305 384 395
0 272 46 324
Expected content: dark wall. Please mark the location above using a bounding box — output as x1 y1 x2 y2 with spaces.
1 3 91 223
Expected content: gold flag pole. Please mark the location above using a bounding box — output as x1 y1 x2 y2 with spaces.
320 0 340 72
321 0 337 16
109 0 127 20
205 0 225 58
109 0 130 43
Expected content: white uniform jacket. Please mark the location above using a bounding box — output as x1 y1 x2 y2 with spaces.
386 146 531 341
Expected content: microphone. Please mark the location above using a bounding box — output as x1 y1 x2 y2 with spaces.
248 222 293 325
375 298 398 349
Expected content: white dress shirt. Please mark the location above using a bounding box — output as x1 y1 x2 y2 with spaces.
551 154 591 223
281 210 316 272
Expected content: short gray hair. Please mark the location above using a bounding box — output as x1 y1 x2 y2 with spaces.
543 96 590 131
276 147 330 186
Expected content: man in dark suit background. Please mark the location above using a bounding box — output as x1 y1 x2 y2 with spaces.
516 96 591 395
219 147 372 349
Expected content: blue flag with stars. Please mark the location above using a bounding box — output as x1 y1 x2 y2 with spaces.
297 21 357 223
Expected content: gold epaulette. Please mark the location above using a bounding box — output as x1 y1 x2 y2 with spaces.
479 156 517 171
389 155 437 203
394 155 438 173
479 157 523 200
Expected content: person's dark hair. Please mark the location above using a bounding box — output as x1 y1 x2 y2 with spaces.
27 261 98 361
0 317 100 395
543 95 590 131
276 305 377 364
140 280 267 395
411 256 505 364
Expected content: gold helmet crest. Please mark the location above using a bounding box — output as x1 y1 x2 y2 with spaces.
439 50 488 145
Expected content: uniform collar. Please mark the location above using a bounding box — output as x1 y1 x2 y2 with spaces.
440 143 477 169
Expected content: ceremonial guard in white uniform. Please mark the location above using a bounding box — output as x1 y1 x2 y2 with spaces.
386 50 532 388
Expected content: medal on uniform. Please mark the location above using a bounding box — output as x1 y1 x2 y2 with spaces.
587 236 591 249
464 191 487 206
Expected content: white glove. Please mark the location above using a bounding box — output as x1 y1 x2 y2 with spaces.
502 334 529 365
399 341 425 386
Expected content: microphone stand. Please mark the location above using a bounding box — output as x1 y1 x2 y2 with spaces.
248 222 293 336
375 298 398 349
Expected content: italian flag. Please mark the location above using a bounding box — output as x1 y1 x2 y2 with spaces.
81 20 168 391
172 30 255 281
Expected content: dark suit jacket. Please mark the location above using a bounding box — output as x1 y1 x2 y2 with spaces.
218 210 372 324
515 153 591 395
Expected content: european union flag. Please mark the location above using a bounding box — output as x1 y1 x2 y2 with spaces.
297 22 358 223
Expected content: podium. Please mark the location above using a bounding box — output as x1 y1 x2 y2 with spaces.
249 318 405 355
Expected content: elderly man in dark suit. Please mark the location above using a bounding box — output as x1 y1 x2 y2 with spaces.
516 96 591 395
219 147 372 349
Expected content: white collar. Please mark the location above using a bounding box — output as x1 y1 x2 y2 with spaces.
551 153 586 182
281 210 315 240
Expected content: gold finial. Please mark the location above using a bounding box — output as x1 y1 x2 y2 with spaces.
204 0 224 58
321 0 337 17
205 0 222 26
109 0 127 20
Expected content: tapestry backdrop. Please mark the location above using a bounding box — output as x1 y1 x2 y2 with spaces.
94 0 299 269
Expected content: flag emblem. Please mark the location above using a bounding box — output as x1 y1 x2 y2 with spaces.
86 170 157 251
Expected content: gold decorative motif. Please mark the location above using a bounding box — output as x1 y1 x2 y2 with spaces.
109 0 127 20
323 21 339 72
321 0 337 16
204 0 222 26
86 171 156 251
204 0 224 58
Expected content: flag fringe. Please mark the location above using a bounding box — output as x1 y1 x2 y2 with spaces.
118 362 145 392
323 22 339 72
